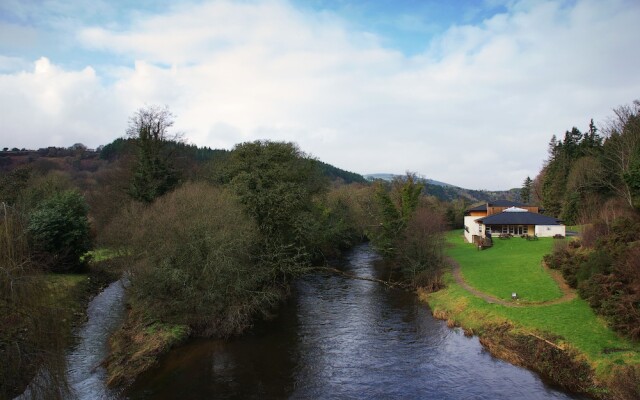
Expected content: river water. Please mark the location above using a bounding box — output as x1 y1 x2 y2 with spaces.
122 244 582 400
67 279 126 400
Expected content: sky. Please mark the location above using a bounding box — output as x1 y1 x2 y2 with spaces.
1 0 640 190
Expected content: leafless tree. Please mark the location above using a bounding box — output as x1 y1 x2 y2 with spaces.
601 100 640 206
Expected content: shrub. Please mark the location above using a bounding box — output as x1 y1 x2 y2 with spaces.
28 190 92 273
544 241 586 288
1 205 69 399
123 182 286 337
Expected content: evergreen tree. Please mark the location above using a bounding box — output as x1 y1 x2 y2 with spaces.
370 173 423 258
521 176 532 204
28 190 92 272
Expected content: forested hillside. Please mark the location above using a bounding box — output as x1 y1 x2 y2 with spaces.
536 100 640 343
366 174 521 203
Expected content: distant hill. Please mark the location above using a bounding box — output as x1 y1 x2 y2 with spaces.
315 161 368 184
364 173 520 203
365 173 451 187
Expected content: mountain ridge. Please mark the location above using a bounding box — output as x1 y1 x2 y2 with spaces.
364 173 521 204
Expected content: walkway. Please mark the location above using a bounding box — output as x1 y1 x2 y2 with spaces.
448 257 576 308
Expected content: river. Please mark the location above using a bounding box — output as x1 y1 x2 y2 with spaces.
67 279 126 400
120 244 582 400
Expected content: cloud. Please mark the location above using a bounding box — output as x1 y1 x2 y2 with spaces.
2 0 640 189
0 57 127 148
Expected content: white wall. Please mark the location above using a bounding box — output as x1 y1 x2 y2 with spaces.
535 225 566 237
464 216 482 243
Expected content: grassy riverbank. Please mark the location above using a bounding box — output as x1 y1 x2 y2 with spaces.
420 230 640 399
104 297 190 388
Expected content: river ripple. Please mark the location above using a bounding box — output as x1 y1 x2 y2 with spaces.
67 280 126 400
125 244 583 400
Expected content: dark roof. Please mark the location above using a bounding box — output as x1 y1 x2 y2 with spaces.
478 211 562 226
465 200 528 212
466 204 488 212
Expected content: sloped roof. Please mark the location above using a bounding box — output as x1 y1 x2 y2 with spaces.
478 211 562 225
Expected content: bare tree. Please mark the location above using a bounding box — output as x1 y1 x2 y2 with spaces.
601 100 640 206
127 105 178 140
127 105 182 202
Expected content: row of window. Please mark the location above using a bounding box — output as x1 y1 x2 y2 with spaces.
484 225 529 235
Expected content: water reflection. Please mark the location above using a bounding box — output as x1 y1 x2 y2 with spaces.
126 244 582 400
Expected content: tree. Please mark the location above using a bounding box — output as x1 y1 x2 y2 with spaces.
397 206 447 291
581 119 603 151
598 101 640 207
28 190 92 272
0 167 32 206
562 156 607 224
226 141 326 244
369 173 423 258
219 140 328 277
123 183 277 336
127 105 181 202
521 176 532 204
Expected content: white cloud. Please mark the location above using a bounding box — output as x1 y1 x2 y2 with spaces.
2 0 640 189
0 57 127 148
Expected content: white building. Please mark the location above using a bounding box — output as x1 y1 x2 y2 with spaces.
464 200 565 243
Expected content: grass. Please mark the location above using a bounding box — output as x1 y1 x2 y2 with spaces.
425 231 640 378
105 298 190 387
446 231 562 302
84 248 119 262
44 273 89 305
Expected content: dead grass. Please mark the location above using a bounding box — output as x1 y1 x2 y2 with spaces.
104 300 190 388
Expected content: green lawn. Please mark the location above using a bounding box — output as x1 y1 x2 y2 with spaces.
426 231 640 376
446 231 562 302
84 248 119 262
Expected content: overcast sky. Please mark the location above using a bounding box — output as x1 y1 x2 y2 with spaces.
2 0 640 189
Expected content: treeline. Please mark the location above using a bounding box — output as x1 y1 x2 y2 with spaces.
538 100 640 222
1 105 450 394
423 182 520 204
536 100 640 342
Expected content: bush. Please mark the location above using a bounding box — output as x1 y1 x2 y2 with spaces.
561 215 640 341
123 182 286 337
28 190 92 273
595 216 640 258
397 207 447 290
544 241 586 288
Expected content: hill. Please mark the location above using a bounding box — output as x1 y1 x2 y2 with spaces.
365 173 521 203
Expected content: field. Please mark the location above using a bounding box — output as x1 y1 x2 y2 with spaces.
446 231 561 302
424 231 640 377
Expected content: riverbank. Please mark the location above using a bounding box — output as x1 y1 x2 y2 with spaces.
4 256 124 399
103 297 190 388
419 231 640 399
